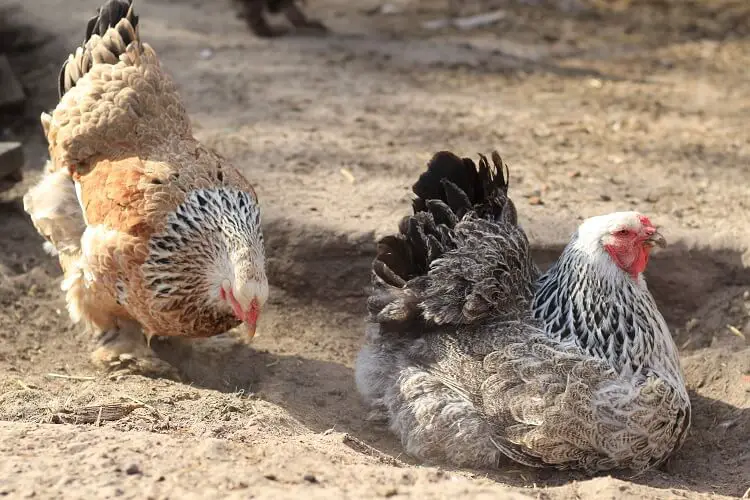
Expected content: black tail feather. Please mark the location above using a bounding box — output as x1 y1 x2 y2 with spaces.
59 0 139 98
84 0 138 42
411 150 510 223
377 150 512 283
369 150 527 331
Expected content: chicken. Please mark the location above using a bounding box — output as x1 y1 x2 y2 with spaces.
23 0 268 376
355 151 691 473
232 0 327 38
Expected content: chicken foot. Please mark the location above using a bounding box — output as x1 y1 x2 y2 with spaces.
238 0 327 38
282 1 328 34
91 320 181 380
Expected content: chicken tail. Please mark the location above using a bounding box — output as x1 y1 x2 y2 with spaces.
47 0 189 169
58 0 139 98
412 150 515 224
369 151 537 332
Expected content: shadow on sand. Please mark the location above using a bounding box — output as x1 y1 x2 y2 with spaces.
153 217 749 498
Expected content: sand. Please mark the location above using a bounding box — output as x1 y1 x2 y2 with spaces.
0 0 748 498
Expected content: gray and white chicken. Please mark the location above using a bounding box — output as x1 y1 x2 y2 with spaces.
355 151 691 473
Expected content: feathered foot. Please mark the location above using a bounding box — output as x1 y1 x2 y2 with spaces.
91 323 181 380
236 0 327 37
282 1 328 35
237 0 289 37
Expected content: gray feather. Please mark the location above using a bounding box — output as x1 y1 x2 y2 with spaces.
356 150 691 474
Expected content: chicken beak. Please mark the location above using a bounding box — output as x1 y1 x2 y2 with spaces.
645 230 667 248
240 321 258 339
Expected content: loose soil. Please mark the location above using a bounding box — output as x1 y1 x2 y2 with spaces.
0 0 748 498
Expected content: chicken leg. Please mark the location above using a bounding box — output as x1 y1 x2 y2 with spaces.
235 0 327 38
91 320 181 380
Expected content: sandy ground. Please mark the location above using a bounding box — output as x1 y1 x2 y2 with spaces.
1 0 749 498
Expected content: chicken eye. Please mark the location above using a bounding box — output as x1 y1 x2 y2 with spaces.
615 229 631 236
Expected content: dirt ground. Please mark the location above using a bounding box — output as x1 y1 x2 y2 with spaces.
0 0 749 498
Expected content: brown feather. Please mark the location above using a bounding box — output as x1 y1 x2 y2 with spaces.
26 0 266 373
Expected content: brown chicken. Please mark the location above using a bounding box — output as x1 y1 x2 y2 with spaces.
23 0 268 375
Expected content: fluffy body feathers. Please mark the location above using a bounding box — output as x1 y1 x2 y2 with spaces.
355 151 690 473
25 0 267 372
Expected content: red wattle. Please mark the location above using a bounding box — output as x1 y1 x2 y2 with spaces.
245 298 260 323
605 243 651 279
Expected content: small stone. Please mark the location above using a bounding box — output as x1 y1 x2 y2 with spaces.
600 194 611 201
528 196 544 206
532 126 552 138
303 473 318 483
379 3 403 15
125 464 141 475
264 474 277 481
567 170 581 178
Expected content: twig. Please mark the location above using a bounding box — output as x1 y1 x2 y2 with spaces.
45 373 96 381
52 402 143 425
340 168 356 183
727 324 746 340
15 379 34 390
94 406 103 427
342 433 404 467
120 394 164 421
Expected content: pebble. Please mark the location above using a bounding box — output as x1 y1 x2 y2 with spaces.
528 196 544 206
372 3 403 15
125 464 141 475
303 473 318 483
